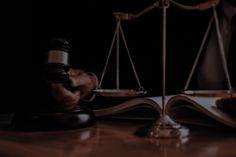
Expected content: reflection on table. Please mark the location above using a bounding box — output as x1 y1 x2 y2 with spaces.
0 114 236 157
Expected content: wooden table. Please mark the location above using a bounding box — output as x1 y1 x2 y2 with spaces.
0 114 236 157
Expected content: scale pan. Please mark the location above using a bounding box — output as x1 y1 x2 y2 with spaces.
93 89 147 97
182 90 236 98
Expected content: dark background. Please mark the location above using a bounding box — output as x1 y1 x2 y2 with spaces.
0 0 214 112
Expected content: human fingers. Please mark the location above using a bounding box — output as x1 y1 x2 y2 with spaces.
68 69 91 87
51 83 81 110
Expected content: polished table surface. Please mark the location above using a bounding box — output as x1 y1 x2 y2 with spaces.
0 115 236 157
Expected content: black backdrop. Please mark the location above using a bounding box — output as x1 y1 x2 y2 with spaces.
0 0 213 112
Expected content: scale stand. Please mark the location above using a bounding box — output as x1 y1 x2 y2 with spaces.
136 0 188 138
141 0 226 138
123 0 221 138
93 12 147 97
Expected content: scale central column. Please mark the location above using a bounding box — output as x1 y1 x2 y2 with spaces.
138 0 189 138
161 0 167 116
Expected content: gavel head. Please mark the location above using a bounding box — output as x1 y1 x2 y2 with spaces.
44 38 71 83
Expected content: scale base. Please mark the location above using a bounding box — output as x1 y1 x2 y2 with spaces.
136 115 189 138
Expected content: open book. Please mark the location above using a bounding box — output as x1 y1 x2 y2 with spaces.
93 92 236 128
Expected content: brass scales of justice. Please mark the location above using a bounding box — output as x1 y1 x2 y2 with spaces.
93 0 236 138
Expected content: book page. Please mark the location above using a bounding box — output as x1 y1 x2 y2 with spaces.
166 94 236 128
94 96 173 117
